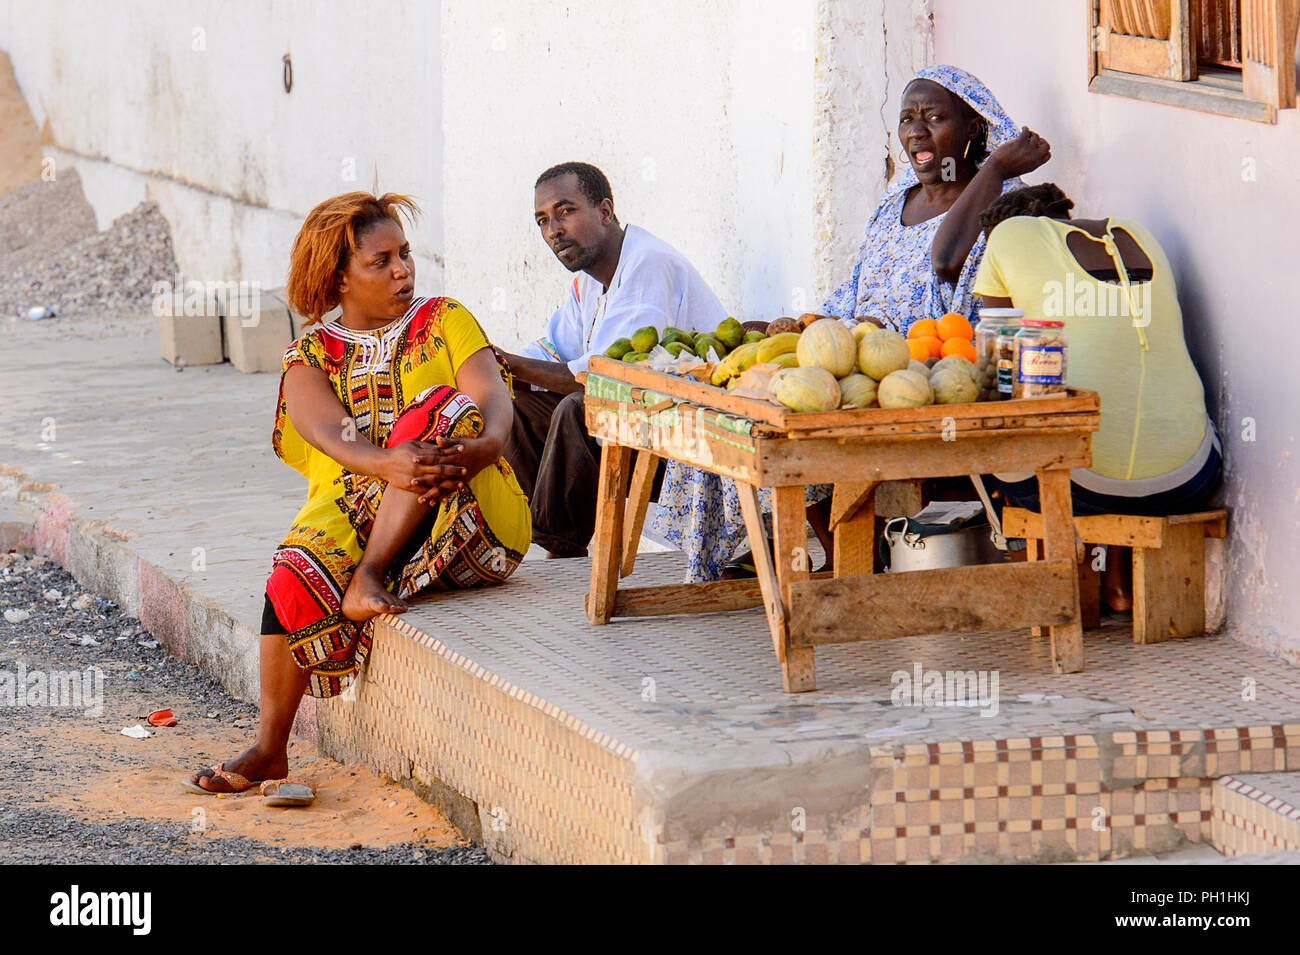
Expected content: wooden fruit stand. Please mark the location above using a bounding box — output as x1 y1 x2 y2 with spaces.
581 355 1101 693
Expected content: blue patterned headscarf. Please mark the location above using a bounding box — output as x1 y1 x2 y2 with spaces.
820 64 1026 331
896 64 1020 189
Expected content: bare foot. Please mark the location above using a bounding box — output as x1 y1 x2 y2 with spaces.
341 565 409 622
1103 586 1133 613
1102 547 1133 612
189 745 289 793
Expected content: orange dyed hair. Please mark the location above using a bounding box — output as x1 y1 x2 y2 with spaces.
286 191 420 323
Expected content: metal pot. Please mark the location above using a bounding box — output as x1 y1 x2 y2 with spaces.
882 516 1001 573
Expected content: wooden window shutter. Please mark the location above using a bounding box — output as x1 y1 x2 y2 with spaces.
1195 0 1243 68
1241 0 1300 109
1099 0 1196 79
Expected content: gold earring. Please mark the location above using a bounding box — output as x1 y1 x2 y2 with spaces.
898 149 911 165
963 140 971 160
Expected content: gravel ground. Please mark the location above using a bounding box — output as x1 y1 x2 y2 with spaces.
0 552 491 865
0 169 97 268
2 806 489 865
0 169 178 321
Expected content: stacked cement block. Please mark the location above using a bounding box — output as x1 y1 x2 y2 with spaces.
158 313 224 367
158 285 341 372
223 286 293 373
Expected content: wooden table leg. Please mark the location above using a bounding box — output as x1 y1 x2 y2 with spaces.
737 483 787 662
1078 554 1102 630
832 482 877 578
772 485 816 692
1037 468 1084 672
1026 537 1043 637
619 450 657 578
586 443 631 625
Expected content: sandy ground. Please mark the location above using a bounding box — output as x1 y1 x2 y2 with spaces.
0 553 485 864
29 723 464 853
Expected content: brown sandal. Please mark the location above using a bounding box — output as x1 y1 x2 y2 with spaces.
181 762 259 795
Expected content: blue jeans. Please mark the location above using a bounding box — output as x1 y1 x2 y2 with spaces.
988 445 1222 518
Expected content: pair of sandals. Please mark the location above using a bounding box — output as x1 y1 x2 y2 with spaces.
182 763 316 807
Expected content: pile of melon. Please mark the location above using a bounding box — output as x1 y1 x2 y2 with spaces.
768 314 979 413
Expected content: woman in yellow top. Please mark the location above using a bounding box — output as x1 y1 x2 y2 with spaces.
974 183 1220 606
184 192 530 803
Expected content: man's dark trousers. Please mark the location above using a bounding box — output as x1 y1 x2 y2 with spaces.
503 389 601 557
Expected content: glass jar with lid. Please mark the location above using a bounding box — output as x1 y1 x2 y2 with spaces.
995 328 1018 400
1013 320 1068 398
975 308 1022 401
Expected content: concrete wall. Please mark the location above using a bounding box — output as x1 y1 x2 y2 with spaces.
0 0 444 290
1 0 939 340
440 0 933 350
932 0 1300 662
439 0 814 346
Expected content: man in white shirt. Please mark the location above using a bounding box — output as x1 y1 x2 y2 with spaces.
502 161 727 557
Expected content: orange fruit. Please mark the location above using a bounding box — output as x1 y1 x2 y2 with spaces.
914 335 944 359
907 319 939 340
940 337 977 362
936 312 973 342
906 339 930 362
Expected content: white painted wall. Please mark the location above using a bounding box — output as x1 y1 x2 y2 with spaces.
933 0 1300 662
813 0 935 297
439 0 934 349
2 0 938 338
0 0 444 290
440 0 812 347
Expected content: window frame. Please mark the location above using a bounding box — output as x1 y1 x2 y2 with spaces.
1087 0 1299 123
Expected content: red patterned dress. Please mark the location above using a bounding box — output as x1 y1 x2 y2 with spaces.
268 296 531 697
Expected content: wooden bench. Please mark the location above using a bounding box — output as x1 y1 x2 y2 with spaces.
1002 507 1227 644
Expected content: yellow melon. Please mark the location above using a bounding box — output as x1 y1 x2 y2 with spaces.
930 367 979 405
795 319 857 378
931 355 978 382
837 373 879 409
771 366 841 412
857 329 911 380
877 368 934 409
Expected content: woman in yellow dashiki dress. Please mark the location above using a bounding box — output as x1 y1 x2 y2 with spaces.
185 192 529 802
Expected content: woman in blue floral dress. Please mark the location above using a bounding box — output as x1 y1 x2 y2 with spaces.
654 65 1053 582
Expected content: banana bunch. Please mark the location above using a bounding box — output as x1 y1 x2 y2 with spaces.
710 331 803 387
755 332 800 364
710 341 763 386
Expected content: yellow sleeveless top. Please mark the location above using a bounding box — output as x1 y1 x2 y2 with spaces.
974 216 1209 481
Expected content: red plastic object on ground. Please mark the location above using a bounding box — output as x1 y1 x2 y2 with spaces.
147 708 178 727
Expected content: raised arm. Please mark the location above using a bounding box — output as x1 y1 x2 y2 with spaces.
931 127 1050 284
282 363 465 494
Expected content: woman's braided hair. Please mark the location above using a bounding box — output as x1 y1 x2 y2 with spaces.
980 182 1074 236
